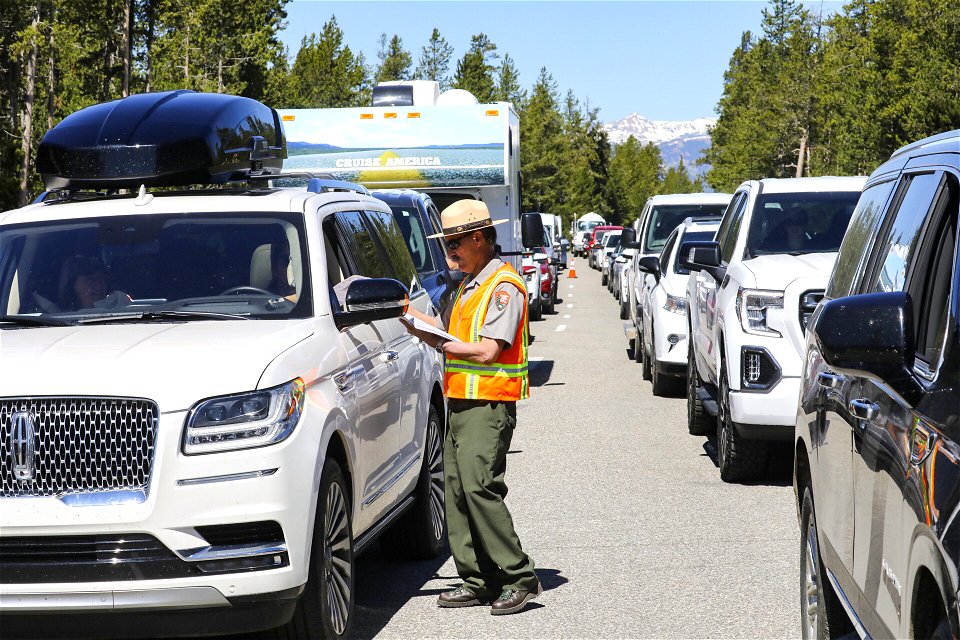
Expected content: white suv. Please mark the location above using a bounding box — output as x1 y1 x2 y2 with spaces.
682 177 866 481
0 91 446 639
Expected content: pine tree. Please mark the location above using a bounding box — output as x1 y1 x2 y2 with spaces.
661 159 696 194
414 28 453 90
494 53 526 107
287 16 370 108
452 33 498 102
520 67 566 212
607 137 663 224
375 33 412 84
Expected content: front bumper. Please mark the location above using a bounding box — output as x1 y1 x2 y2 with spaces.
729 376 801 430
0 405 326 612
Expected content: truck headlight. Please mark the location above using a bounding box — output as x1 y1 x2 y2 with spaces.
736 288 784 337
184 378 305 455
664 294 686 315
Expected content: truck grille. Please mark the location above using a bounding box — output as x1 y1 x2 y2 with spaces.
0 398 158 498
799 290 824 333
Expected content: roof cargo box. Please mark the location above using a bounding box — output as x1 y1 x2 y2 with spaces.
36 90 286 190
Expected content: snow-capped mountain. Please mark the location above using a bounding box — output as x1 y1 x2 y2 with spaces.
603 114 716 178
604 114 715 147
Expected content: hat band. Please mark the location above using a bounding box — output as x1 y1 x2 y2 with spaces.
443 218 492 236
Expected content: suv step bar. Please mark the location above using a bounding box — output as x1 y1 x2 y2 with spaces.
698 388 719 417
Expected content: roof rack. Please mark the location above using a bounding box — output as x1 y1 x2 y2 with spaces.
890 129 959 160
306 178 369 196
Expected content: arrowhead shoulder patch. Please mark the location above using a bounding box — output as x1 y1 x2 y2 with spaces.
495 290 510 311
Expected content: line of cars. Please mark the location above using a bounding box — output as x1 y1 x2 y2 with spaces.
600 130 960 639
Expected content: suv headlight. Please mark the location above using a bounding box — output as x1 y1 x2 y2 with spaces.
184 378 305 455
736 288 784 337
664 294 686 315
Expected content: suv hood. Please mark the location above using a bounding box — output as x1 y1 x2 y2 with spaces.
0 320 314 411
742 252 837 289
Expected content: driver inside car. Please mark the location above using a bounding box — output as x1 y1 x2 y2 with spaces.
58 255 111 310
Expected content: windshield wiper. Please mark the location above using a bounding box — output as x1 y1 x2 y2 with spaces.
0 314 75 327
77 310 250 324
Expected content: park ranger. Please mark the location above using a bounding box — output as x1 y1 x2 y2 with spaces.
402 199 541 616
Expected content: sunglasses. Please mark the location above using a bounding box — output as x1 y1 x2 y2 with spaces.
445 232 475 252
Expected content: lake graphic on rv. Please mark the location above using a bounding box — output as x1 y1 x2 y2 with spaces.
283 145 505 187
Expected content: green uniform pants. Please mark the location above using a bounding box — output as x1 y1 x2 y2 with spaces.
444 399 538 595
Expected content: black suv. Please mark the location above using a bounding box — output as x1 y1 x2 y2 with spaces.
795 130 959 639
372 190 462 312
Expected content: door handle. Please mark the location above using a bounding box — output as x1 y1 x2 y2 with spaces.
381 350 400 362
911 427 938 466
849 398 879 421
817 371 843 389
333 366 363 392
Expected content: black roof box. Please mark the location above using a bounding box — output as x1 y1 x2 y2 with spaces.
36 90 286 189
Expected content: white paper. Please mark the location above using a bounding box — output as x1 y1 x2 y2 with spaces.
402 313 461 343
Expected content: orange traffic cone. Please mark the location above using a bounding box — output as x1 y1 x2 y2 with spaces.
568 255 577 278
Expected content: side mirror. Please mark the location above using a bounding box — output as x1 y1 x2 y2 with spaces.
334 278 409 329
678 240 723 281
620 227 637 247
813 292 920 403
521 213 547 249
637 255 661 283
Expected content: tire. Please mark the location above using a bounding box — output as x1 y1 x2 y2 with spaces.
601 272 607 286
633 327 644 363
381 405 446 559
717 366 768 482
284 458 355 640
687 339 714 436
530 299 542 321
619 299 628 320
641 339 652 381
651 338 680 397
800 486 852 639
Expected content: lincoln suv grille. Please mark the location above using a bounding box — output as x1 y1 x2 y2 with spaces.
0 398 158 498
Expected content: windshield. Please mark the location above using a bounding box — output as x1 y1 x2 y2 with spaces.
0 212 311 323
644 204 726 253
604 234 622 248
578 220 602 233
745 191 860 258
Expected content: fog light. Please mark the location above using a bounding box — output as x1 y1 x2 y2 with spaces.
196 552 288 574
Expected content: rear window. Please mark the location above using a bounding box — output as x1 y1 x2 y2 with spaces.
644 204 726 253
745 191 861 258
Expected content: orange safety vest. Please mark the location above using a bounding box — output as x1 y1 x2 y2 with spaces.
444 264 530 401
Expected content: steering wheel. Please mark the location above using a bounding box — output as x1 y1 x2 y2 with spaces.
218 286 275 297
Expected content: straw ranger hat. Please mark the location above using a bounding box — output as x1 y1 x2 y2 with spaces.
427 199 509 239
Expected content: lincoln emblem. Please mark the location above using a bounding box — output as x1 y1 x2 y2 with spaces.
9 411 36 483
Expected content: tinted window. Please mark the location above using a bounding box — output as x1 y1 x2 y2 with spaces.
866 173 942 294
910 173 957 370
827 180 896 298
718 194 748 264
659 229 680 275
366 209 418 288
389 206 434 274
643 204 726 253
745 191 860 258
674 230 717 274
0 213 311 319
335 211 391 279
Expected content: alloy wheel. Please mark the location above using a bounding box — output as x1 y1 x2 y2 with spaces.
802 511 821 638
323 480 352 635
427 414 445 541
718 372 730 464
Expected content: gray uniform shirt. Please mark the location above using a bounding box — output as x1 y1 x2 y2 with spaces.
440 258 525 348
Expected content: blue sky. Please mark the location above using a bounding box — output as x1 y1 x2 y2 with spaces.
280 1 843 124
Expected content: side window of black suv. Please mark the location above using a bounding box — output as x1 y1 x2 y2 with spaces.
827 179 896 299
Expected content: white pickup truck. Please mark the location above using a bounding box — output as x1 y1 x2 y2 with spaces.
681 176 866 481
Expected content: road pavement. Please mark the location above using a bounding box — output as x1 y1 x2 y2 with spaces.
343 258 801 639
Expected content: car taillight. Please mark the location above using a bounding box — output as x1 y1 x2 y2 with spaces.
522 265 537 275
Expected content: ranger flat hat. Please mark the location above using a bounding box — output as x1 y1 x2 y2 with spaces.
427 199 508 239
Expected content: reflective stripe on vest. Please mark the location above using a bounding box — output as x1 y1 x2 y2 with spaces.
445 264 530 401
